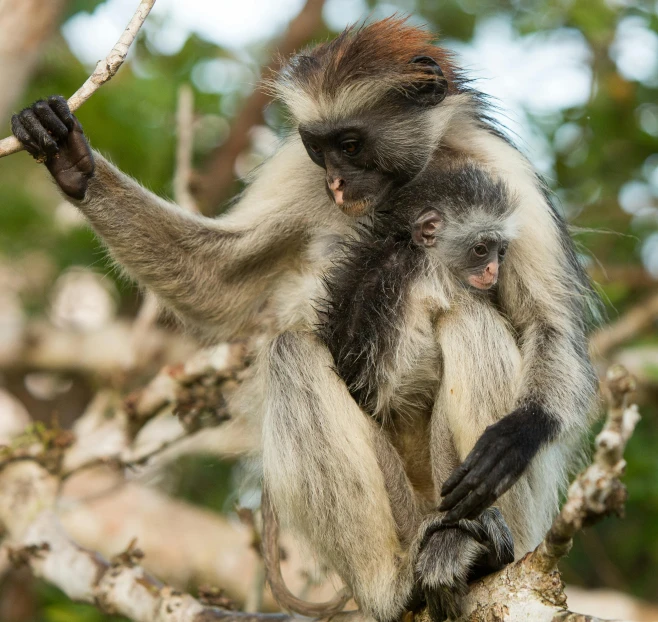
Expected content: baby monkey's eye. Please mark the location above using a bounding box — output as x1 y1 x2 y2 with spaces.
473 243 488 257
341 139 362 156
307 142 322 155
499 244 508 258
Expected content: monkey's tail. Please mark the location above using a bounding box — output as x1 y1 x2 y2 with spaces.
261 486 353 617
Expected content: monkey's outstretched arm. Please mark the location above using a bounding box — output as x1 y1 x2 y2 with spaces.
439 148 597 523
12 97 318 338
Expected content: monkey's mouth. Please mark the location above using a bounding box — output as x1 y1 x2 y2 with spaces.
468 273 497 290
338 198 372 218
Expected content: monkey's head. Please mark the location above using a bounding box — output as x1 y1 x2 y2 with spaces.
414 210 510 290
272 18 459 217
405 164 518 290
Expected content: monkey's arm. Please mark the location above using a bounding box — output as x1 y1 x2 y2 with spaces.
12 97 315 338
440 212 597 523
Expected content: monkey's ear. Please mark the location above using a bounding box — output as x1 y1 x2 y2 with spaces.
408 56 449 106
413 209 442 247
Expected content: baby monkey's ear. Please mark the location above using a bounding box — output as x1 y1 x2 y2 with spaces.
413 209 442 247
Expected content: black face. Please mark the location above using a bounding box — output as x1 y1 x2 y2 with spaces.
299 121 400 217
297 57 449 218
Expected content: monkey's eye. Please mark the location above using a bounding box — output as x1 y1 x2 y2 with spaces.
306 142 322 155
499 245 508 258
340 139 362 157
473 243 488 257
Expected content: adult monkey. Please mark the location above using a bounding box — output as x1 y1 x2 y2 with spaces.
11 18 596 622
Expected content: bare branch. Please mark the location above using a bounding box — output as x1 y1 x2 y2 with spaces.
0 461 296 622
175 84 199 214
0 318 195 374
0 0 156 158
531 365 638 573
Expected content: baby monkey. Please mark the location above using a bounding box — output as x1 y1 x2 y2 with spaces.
321 158 519 419
412 203 511 291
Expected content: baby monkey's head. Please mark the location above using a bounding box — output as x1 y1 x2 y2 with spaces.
407 165 518 291
413 210 510 289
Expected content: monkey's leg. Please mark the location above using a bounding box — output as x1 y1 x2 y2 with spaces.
263 331 419 622
411 402 513 622
433 297 555 554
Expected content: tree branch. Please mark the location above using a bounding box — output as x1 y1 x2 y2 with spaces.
0 0 156 158
0 462 295 622
530 365 638 573
590 292 658 359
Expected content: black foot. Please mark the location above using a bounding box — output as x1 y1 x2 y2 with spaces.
414 507 514 621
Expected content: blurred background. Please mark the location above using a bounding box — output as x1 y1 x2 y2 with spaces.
1 0 658 620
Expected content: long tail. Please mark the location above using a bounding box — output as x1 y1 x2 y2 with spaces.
261 486 353 617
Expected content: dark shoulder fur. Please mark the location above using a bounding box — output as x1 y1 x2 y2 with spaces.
317 210 427 414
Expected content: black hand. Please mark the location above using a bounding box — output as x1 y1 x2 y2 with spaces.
11 96 94 200
439 403 559 523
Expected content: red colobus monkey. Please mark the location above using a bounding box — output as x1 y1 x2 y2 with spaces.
12 18 596 622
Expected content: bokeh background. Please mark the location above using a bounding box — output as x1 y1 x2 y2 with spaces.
1 0 658 620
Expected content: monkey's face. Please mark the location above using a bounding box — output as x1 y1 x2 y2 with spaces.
299 124 394 217
460 238 508 290
299 109 434 218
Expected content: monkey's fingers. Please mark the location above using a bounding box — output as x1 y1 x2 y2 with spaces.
11 116 41 159
439 463 487 511
442 478 500 523
425 584 464 622
440 442 487 497
12 108 60 160
33 100 70 141
439 439 505 507
443 462 518 523
48 95 77 131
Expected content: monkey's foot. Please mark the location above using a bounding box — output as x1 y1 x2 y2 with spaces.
414 507 514 622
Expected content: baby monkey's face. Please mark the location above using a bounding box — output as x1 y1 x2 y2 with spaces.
460 237 508 290
412 209 509 290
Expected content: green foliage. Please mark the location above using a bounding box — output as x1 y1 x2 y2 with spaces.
167 454 237 514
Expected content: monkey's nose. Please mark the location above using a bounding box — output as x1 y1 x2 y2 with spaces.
328 177 345 205
485 262 499 282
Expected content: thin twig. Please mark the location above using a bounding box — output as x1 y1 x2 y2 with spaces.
0 0 156 158
174 84 199 213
